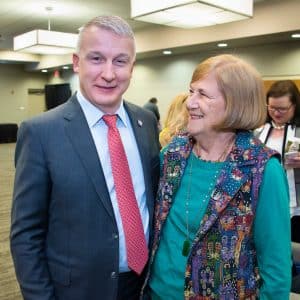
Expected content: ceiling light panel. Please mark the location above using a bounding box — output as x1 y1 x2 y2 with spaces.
131 0 253 29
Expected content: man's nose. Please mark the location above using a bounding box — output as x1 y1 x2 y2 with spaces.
101 62 115 81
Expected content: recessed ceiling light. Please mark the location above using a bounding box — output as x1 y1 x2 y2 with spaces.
163 50 172 55
291 33 300 39
41 69 48 73
217 43 228 48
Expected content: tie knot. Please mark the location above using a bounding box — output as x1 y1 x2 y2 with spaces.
103 114 117 129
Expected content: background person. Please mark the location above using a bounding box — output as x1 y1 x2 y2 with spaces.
255 80 300 217
143 97 161 130
10 15 160 300
159 93 188 148
255 80 300 295
142 54 291 299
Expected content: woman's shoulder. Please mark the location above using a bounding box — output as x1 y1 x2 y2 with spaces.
235 130 280 161
160 132 192 160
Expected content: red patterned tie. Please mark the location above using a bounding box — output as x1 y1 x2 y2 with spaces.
103 114 148 275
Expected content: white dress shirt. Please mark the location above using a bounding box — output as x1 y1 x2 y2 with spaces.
76 90 149 272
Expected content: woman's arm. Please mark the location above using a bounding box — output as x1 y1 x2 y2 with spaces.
254 157 292 299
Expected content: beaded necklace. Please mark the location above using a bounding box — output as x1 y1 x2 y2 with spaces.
194 135 235 162
271 121 285 130
182 137 235 257
182 153 221 256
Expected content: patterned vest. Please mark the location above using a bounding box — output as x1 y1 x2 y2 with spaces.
144 130 279 300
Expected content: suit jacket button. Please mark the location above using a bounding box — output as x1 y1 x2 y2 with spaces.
113 234 118 239
111 271 117 279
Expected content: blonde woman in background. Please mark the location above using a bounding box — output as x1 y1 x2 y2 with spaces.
159 93 189 147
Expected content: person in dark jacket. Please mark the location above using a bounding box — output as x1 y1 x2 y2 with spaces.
10 15 160 300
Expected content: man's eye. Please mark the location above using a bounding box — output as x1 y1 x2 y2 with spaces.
92 56 100 61
115 59 128 66
87 55 103 63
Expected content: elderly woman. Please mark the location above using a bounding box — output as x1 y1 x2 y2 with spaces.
142 54 291 299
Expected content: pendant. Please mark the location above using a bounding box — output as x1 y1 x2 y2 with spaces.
182 239 191 257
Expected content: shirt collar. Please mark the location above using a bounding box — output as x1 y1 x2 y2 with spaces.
76 90 128 128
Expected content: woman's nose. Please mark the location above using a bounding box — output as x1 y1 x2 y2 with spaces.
186 95 199 110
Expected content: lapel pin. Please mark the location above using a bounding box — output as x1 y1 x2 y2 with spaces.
137 120 143 127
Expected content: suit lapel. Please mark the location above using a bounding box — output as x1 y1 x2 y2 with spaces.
124 102 154 217
63 96 114 218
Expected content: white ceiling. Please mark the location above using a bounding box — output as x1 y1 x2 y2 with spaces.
0 0 151 50
0 0 299 62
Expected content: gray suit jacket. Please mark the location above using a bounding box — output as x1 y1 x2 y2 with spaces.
10 95 160 300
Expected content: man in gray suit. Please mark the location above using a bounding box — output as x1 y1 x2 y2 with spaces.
10 15 160 300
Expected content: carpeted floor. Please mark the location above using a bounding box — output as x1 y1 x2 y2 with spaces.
0 143 22 299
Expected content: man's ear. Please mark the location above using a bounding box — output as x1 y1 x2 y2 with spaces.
130 60 135 77
72 53 79 73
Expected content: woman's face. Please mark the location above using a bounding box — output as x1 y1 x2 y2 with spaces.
186 72 226 137
267 95 295 126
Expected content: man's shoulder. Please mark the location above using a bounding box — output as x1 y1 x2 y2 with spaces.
125 101 154 117
126 100 142 111
143 102 154 110
143 101 150 107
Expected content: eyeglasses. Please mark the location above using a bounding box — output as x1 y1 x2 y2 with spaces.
266 104 293 114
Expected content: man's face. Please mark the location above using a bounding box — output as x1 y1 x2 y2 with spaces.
73 26 135 113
